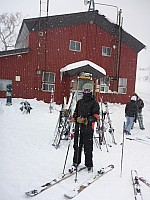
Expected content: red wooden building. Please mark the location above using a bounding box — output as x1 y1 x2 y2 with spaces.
0 10 145 104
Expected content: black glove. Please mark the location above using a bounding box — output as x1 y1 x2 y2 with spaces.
88 116 96 124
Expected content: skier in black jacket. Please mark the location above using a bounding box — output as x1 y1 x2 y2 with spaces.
125 96 137 135
71 83 100 171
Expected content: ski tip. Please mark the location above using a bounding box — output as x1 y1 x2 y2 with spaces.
109 164 114 169
64 193 73 199
25 191 36 197
25 189 40 197
139 177 144 180
131 169 138 173
97 164 114 174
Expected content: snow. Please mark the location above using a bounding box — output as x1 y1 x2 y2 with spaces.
0 68 150 200
60 60 106 75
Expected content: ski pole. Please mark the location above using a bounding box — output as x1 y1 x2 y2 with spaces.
62 141 71 176
120 121 126 177
62 123 74 175
74 123 81 182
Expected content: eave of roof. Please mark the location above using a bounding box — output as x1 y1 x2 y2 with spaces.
0 48 30 58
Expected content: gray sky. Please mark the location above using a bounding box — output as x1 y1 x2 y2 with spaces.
1 0 150 68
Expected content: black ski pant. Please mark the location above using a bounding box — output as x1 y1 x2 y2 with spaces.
73 123 94 168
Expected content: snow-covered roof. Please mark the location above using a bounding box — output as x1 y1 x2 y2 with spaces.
17 11 145 52
60 60 106 79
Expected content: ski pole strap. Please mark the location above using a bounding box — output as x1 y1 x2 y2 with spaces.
93 114 100 119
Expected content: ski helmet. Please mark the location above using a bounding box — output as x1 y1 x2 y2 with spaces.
82 83 93 93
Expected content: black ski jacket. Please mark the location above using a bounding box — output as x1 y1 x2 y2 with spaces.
125 100 137 117
73 94 100 123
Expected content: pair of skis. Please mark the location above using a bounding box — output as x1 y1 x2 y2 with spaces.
64 164 114 199
103 101 117 145
95 99 116 151
25 164 114 198
131 170 150 200
25 166 86 197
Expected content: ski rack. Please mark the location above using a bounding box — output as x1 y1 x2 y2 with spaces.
52 91 76 148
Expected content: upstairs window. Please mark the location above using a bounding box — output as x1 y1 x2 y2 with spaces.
42 72 55 92
118 78 127 94
102 46 111 57
69 40 81 52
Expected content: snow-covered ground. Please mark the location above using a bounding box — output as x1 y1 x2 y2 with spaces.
0 68 150 200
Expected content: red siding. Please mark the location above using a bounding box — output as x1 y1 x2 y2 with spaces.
0 23 138 104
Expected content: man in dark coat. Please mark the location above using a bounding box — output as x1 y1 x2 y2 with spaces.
72 83 99 171
125 96 137 135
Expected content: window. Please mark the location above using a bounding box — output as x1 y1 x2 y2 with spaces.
42 83 55 92
100 77 110 93
0 79 12 91
42 72 55 92
118 78 127 94
102 46 111 57
43 72 55 82
15 76 20 81
69 40 81 52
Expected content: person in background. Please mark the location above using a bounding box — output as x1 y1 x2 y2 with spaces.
124 96 137 135
132 93 145 130
71 83 99 172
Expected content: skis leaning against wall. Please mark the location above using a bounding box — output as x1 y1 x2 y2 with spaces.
52 91 76 148
95 98 116 151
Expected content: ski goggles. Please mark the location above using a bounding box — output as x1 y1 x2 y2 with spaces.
83 88 91 93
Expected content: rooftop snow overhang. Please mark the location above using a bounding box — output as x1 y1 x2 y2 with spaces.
0 47 30 57
60 60 106 79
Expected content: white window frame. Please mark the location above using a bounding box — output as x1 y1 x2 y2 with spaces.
0 79 12 91
15 76 21 81
42 72 55 92
100 77 110 93
102 46 111 57
118 78 127 94
42 83 55 92
69 40 81 52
